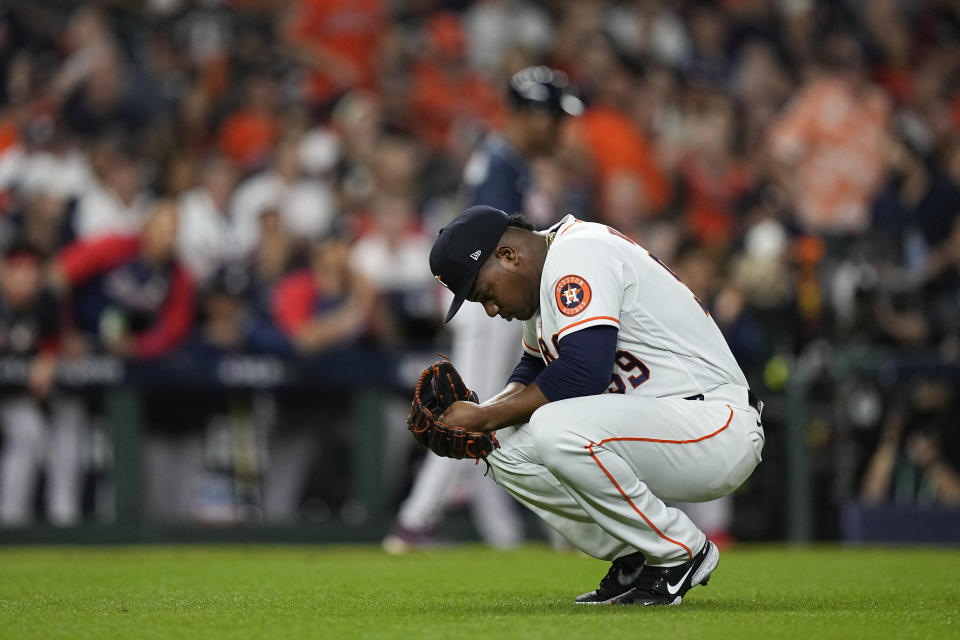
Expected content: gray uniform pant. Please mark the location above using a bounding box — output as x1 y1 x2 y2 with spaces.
0 393 88 525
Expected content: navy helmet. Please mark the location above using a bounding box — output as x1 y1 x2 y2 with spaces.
506 66 584 117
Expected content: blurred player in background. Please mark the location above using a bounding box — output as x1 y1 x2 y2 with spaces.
383 66 583 552
49 200 197 521
0 242 87 526
264 229 376 522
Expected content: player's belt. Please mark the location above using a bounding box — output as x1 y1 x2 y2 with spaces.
684 386 764 418
747 389 764 418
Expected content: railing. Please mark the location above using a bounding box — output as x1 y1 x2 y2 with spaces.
2 344 957 544
0 348 438 544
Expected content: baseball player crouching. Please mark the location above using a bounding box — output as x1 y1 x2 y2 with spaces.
427 205 765 605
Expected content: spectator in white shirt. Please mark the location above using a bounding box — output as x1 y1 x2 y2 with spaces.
176 154 243 286
350 192 441 345
351 192 435 293
73 144 149 239
231 136 336 252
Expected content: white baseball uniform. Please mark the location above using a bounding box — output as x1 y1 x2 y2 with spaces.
487 215 765 566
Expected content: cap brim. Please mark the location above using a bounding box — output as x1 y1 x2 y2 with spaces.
444 271 478 323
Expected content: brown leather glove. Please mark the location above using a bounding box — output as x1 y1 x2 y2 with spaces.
406 359 499 460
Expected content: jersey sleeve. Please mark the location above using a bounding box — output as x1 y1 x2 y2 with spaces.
271 271 317 336
542 235 624 341
533 325 619 400
134 265 195 359
507 352 546 386
57 235 141 285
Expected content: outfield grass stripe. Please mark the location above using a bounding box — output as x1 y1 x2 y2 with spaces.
0 545 957 640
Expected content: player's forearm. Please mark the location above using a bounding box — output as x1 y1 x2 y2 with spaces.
294 306 364 352
479 382 549 431
860 443 897 503
929 460 960 505
482 382 527 406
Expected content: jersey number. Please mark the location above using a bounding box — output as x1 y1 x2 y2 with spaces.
537 334 561 363
607 350 650 394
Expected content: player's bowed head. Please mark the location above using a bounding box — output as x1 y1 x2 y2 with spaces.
428 206 553 433
429 206 547 324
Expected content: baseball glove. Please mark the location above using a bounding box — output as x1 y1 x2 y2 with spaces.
407 358 499 461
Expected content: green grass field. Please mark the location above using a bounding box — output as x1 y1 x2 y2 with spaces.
0 545 957 639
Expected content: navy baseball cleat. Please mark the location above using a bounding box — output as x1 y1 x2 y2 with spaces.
574 551 646 604
610 540 719 606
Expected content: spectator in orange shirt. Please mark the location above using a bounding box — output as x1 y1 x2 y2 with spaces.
285 0 387 109
0 118 18 155
410 13 504 155
769 31 891 235
565 35 670 222
677 93 753 247
218 75 278 172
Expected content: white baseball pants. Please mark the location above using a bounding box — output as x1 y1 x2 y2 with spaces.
487 385 764 566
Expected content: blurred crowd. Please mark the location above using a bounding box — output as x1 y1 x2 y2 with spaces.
2 0 960 530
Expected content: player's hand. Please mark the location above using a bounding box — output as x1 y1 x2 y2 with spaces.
28 353 57 399
105 332 136 359
440 400 493 433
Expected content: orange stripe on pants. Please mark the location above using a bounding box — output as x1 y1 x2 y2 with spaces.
583 405 734 560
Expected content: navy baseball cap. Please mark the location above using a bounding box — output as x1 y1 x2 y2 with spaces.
430 205 511 322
